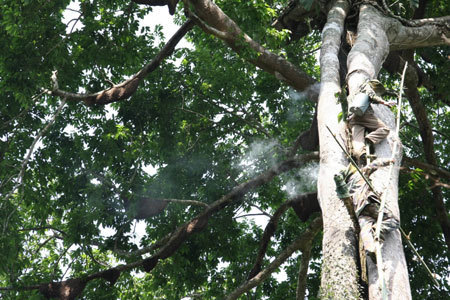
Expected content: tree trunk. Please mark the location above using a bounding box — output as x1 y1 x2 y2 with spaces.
317 1 361 299
319 3 412 299
347 5 411 299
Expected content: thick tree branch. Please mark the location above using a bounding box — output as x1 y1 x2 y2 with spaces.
377 5 450 51
48 20 194 105
187 0 316 92
131 0 179 15
272 0 327 42
225 216 322 300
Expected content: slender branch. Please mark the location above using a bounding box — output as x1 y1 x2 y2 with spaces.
400 228 440 288
159 198 209 207
247 201 292 280
250 204 273 218
225 217 322 300
205 100 271 138
82 245 110 268
35 236 57 255
296 240 313 300
47 20 194 105
18 226 68 236
234 213 270 219
51 243 74 280
402 121 450 140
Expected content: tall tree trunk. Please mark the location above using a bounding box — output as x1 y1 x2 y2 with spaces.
317 1 360 299
346 5 411 299
319 2 412 299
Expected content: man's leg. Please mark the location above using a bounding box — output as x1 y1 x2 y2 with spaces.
351 123 366 160
359 111 390 145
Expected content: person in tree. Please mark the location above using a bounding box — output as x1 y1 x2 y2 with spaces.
347 80 396 163
334 159 400 256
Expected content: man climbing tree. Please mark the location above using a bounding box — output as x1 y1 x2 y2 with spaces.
0 0 449 299
347 80 395 163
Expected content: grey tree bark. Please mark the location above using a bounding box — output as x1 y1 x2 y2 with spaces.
317 1 359 299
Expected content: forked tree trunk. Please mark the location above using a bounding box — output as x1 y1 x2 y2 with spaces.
318 2 411 299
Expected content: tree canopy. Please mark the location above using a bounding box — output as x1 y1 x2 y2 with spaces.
0 0 449 299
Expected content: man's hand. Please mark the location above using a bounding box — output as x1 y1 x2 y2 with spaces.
385 101 396 108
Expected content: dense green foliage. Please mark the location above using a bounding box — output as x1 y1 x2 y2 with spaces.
0 0 448 299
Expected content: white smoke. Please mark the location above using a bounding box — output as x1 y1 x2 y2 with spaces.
287 83 320 103
282 162 319 198
237 139 279 177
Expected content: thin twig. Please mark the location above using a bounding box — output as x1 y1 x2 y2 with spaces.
234 213 270 219
51 243 74 280
400 228 440 288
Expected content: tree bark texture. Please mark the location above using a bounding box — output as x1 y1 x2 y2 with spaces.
317 1 360 299
346 5 411 300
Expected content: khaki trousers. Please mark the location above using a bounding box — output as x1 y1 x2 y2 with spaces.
358 203 399 253
349 109 390 159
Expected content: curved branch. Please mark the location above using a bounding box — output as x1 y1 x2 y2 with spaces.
48 20 194 105
247 200 292 280
379 7 450 50
225 216 322 300
247 192 320 281
187 0 316 92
